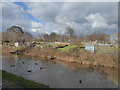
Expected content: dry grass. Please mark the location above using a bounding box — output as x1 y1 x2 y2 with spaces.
2 46 16 54
2 46 118 68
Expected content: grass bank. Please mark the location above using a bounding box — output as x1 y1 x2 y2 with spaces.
2 70 50 88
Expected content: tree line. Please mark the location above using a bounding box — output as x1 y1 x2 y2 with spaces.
2 25 111 44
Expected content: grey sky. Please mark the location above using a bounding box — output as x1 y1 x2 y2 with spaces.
2 2 118 36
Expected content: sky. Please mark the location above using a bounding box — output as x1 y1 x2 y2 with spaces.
1 2 118 36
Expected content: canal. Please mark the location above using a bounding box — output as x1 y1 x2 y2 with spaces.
2 54 118 88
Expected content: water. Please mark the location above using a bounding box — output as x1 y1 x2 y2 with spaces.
2 55 118 88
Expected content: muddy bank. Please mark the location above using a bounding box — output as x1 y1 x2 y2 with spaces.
2 46 118 68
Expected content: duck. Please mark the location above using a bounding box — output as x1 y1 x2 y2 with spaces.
79 80 82 83
10 65 15 67
40 67 46 70
40 67 43 70
22 61 24 64
35 63 38 65
27 70 32 73
12 65 15 67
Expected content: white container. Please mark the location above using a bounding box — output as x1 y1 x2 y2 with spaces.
14 42 19 47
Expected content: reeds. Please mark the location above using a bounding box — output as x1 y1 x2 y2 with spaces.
2 46 118 68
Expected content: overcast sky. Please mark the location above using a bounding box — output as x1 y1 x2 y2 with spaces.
1 2 118 36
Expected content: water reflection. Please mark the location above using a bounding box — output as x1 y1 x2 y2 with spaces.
2 54 118 88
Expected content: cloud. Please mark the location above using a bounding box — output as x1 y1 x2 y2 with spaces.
31 21 44 29
2 2 31 32
27 2 117 35
85 13 117 29
27 2 63 22
31 21 48 34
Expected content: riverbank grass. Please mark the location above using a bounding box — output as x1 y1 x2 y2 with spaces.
2 70 50 88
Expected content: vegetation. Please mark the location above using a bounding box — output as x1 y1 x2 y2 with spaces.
2 70 50 88
57 45 76 52
87 33 110 43
2 44 118 68
7 26 24 34
2 26 33 46
66 27 75 37
2 25 114 45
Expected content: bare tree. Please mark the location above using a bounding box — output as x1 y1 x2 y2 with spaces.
98 34 110 43
66 27 75 37
22 32 33 43
79 36 84 42
87 34 96 41
87 33 110 43
43 33 50 42
49 32 57 41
